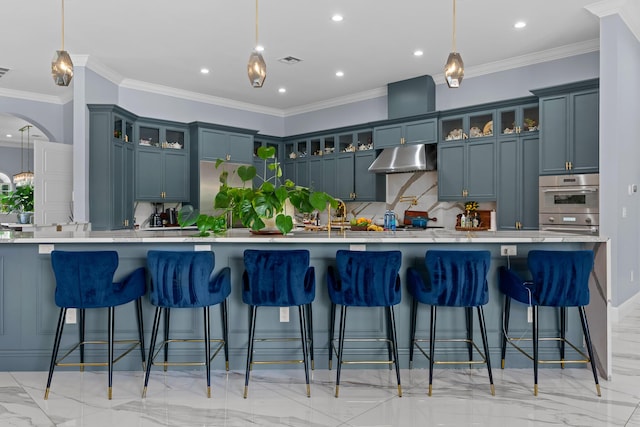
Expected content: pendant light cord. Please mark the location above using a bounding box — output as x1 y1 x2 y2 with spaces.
452 0 456 52
61 0 65 50
255 0 259 48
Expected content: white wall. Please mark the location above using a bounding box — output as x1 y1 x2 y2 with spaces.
599 14 640 306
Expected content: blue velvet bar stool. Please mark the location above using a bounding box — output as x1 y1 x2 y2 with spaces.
499 250 600 396
242 249 315 398
327 250 402 397
45 250 146 400
407 250 494 396
143 251 231 398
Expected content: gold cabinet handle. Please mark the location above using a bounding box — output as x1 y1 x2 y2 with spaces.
226 154 231 161
569 161 573 170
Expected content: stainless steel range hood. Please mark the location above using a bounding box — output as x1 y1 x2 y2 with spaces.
368 144 436 174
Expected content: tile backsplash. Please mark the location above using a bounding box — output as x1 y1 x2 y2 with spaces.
344 171 495 229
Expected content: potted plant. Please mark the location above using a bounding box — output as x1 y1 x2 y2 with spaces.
524 118 537 131
180 146 337 235
1 184 34 224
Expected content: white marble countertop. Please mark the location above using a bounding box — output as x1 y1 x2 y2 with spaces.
0 227 609 244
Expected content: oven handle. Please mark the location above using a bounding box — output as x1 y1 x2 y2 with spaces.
542 226 598 233
542 187 598 193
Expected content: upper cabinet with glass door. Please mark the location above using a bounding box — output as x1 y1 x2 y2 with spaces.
138 122 187 151
497 103 539 137
441 110 495 142
112 114 134 144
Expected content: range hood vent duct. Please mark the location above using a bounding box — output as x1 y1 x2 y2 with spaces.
368 144 436 174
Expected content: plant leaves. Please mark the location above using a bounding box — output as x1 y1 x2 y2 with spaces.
275 213 293 234
237 165 257 182
257 145 276 159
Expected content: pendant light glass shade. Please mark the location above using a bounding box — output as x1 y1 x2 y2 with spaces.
444 0 463 88
248 50 267 88
13 125 34 186
52 0 73 87
247 0 266 88
444 52 464 88
52 50 73 86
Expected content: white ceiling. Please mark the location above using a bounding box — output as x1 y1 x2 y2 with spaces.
0 0 603 145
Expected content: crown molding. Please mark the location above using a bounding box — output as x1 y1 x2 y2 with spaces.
586 0 640 41
119 78 285 117
0 88 64 105
432 39 600 83
282 87 388 117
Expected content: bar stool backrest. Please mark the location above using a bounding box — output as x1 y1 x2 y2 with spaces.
242 249 314 307
329 250 402 307
424 250 491 307
51 250 122 308
527 250 593 307
147 251 227 308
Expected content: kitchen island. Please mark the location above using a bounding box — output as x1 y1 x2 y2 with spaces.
0 228 610 379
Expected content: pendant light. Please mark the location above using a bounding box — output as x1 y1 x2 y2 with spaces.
444 0 464 88
51 0 73 86
247 0 266 88
13 125 34 186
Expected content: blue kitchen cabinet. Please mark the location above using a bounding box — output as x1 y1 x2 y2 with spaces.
373 118 437 149
198 128 253 164
252 137 281 189
187 123 256 210
533 80 599 175
135 120 189 202
497 134 539 230
438 110 497 202
88 104 137 230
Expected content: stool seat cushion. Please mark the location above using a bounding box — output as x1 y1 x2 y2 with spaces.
408 250 490 307
242 250 314 307
499 250 593 307
328 250 401 307
51 251 146 309
147 251 231 308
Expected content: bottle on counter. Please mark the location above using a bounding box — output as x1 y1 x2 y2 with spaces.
460 212 466 228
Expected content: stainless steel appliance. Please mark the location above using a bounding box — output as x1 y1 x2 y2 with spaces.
539 173 599 234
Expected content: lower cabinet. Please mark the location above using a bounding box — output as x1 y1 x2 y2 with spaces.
438 140 496 201
497 135 539 230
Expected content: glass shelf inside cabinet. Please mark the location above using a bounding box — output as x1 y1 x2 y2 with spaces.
357 131 373 150
164 129 184 150
323 136 335 155
469 112 493 138
339 133 355 153
522 106 539 133
310 138 322 156
139 126 160 148
500 110 517 135
442 117 464 141
285 142 296 160
296 140 308 158
113 116 131 143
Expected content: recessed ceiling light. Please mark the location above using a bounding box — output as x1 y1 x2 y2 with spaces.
335 71 344 77
331 14 343 22
514 21 526 29
6 134 12 138
414 50 424 57
278 88 286 93
200 68 210 74
256 45 265 52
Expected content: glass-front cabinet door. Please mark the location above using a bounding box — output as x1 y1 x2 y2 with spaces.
498 103 539 136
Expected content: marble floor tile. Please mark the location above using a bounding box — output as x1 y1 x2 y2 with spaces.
3 303 640 426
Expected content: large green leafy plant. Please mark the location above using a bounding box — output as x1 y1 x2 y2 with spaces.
214 145 337 234
180 146 336 236
1 184 34 213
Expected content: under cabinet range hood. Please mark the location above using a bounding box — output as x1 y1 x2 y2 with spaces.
368 144 436 174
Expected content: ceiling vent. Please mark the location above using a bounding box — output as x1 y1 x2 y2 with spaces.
0 68 9 78
278 56 302 65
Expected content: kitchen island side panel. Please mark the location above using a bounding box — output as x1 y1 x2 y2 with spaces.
0 237 609 379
